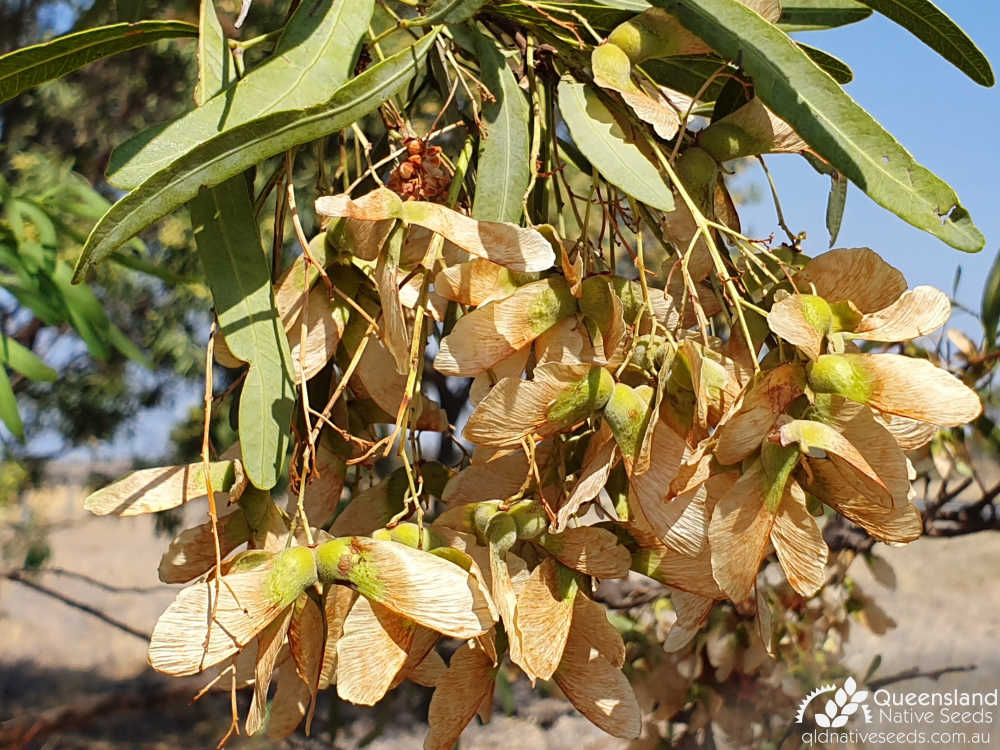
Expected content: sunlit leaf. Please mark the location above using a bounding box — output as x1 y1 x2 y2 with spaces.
650 0 985 251
855 0 994 86
74 31 438 280
0 21 197 104
108 0 375 188
557 79 674 212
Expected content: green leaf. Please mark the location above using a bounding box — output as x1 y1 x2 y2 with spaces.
191 186 295 490
74 31 438 282
778 0 873 31
798 43 854 83
0 21 197 104
855 0 994 86
981 249 1000 347
0 366 24 440
651 0 985 252
189 1 292 490
195 0 236 104
825 172 848 246
557 79 674 212
429 0 485 23
108 0 376 189
0 334 57 381
458 28 530 224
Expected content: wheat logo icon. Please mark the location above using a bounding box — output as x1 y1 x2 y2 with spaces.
795 677 872 727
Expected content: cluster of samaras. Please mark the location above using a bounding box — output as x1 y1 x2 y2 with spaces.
85 185 980 745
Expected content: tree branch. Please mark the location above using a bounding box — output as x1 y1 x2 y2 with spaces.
3 571 151 642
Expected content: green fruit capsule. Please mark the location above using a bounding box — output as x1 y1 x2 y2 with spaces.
603 382 654 464
797 294 834 335
698 121 771 163
607 8 703 64
485 512 518 554
579 276 616 331
807 354 876 405
315 537 385 601
546 366 616 430
509 500 548 540
267 546 318 604
315 538 352 584
674 146 718 211
388 522 433 550
760 441 800 513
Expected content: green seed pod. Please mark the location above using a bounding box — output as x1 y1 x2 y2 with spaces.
828 300 863 333
579 275 616 331
429 545 473 571
226 549 274 575
798 294 834 335
315 537 385 600
607 8 705 64
698 121 771 163
760 441 800 513
807 354 876 404
674 146 718 212
387 522 432 550
472 500 501 537
603 382 655 465
267 546 318 602
627 334 668 374
485 511 518 554
528 277 579 337
315 537 352 584
509 500 548 540
546 366 616 429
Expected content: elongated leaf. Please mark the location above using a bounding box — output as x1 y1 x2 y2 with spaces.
461 28 530 224
651 0 984 252
188 0 293 491
557 79 674 212
856 0 994 86
429 0 485 22
826 172 848 246
798 43 853 84
195 0 235 104
0 334 57 381
74 31 438 281
0 21 197 104
778 0 873 31
982 249 1000 347
191 187 295 490
0 366 24 440
108 0 376 189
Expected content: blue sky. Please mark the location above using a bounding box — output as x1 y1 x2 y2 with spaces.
736 1 999 333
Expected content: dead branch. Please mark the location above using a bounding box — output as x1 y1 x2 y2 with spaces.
3 571 150 642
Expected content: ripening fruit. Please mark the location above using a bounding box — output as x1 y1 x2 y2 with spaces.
674 146 718 211
546 366 616 430
807 353 875 404
603 382 654 465
268 546 319 602
607 8 708 63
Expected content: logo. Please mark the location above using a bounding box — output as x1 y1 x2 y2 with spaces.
796 676 872 728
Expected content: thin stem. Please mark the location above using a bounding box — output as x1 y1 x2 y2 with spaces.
757 155 799 245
